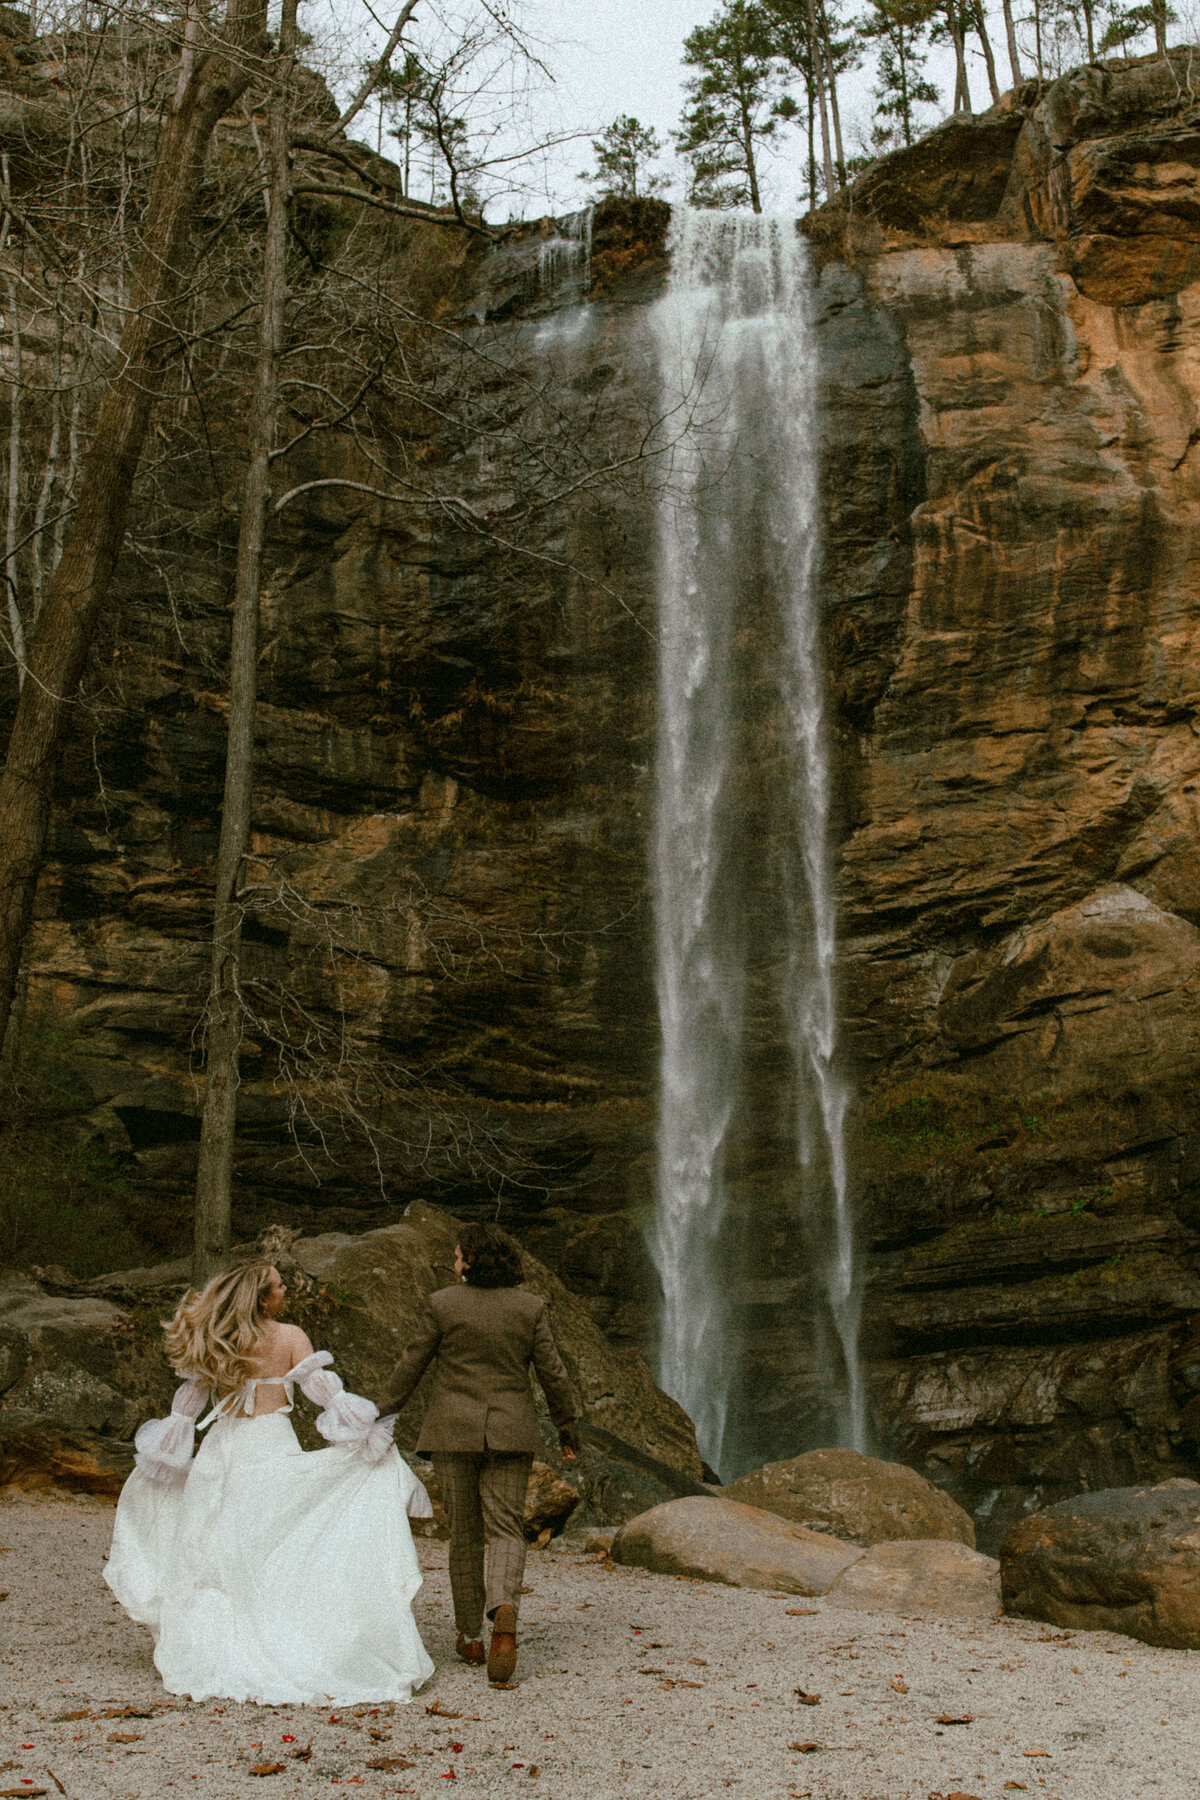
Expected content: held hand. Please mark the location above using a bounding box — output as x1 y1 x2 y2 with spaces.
561 1445 578 1461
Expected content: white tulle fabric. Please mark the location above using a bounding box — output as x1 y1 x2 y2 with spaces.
133 1380 208 1483
106 1352 434 1705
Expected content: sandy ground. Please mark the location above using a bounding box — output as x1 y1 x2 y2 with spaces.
0 1492 1196 1800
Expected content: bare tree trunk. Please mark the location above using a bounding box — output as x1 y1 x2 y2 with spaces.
0 0 267 1053
3 253 24 685
1002 0 1023 82
817 0 846 183
807 79 817 209
947 2 971 110
1081 0 1096 58
806 0 836 197
971 0 1002 102
31 302 64 626
192 0 296 1285
740 91 762 213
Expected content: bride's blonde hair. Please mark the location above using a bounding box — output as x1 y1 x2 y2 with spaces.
162 1260 276 1396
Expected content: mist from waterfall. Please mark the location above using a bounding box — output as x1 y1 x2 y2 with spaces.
649 210 863 1475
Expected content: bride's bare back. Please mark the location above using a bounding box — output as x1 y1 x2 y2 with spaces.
239 1320 314 1416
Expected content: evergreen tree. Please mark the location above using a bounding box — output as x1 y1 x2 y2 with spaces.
675 0 787 212
581 115 670 199
860 0 939 149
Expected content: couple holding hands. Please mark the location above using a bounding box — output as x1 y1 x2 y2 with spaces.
105 1225 582 1705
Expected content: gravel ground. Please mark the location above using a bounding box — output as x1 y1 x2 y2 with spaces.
1 1490 1197 1800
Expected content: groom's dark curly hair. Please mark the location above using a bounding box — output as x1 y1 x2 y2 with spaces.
458 1223 524 1289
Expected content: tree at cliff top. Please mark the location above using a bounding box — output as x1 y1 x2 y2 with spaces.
860 0 940 150
675 0 790 213
581 116 671 200
762 0 859 208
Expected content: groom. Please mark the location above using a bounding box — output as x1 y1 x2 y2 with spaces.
375 1223 580 1686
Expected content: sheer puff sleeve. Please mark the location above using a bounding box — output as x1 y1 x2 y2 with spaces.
289 1350 432 1515
133 1380 208 1482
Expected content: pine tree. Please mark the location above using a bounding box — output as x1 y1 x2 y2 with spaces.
861 0 939 150
675 0 786 212
582 116 670 199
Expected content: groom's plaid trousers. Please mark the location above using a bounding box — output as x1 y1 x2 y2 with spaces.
431 1451 532 1638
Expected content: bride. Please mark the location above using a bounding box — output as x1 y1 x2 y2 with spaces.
105 1259 435 1706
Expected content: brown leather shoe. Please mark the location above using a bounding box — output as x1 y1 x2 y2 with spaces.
487 1604 518 1685
456 1633 485 1666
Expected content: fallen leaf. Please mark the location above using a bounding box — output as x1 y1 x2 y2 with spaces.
107 1732 143 1744
786 1609 819 1617
635 1668 666 1676
690 1658 708 1667
366 1757 416 1772
889 1678 909 1694
789 1742 820 1754
53 1711 91 1722
104 1707 153 1720
528 1770 541 1779
0 1790 48 1798
1037 1632 1073 1643
1021 1748 1050 1757
249 1763 288 1776
935 1714 973 1725
368 1728 391 1741
1003 1785 1027 1792
426 1700 462 1718
794 1689 821 1706
291 1742 312 1762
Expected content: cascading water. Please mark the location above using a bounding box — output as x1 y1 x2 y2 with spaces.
537 207 594 302
649 210 863 1475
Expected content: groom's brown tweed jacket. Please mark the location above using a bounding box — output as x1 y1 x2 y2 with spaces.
376 1284 578 1455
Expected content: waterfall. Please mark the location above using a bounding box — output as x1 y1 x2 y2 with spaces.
649 210 863 1474
537 207 594 302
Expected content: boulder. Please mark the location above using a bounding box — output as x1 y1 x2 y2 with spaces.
825 1538 1001 1620
611 1497 864 1594
1000 1479 1200 1648
721 1448 975 1548
524 1462 582 1538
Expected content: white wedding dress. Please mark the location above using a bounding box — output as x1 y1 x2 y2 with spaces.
105 1351 435 1706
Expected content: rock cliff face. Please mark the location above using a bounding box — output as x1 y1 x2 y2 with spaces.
8 51 1200 1544
811 52 1200 1542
